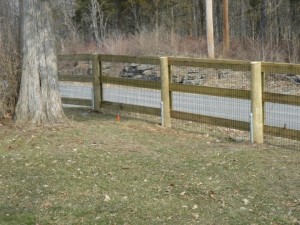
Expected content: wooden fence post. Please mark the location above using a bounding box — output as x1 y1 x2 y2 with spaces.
92 53 102 112
160 57 171 128
251 62 264 143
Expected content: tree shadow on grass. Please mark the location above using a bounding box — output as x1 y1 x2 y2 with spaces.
63 107 160 125
0 212 36 225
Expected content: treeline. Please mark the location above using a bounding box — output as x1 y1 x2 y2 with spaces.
69 0 299 41
52 0 300 62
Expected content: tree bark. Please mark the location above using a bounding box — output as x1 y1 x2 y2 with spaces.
223 0 230 56
215 0 222 42
193 0 200 37
260 0 267 38
15 0 66 124
91 0 101 47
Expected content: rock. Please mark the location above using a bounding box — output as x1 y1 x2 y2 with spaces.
292 75 300 84
132 75 143 79
186 74 197 80
147 76 160 81
137 64 155 72
217 69 230 79
187 69 200 74
142 70 153 76
130 63 138 67
172 74 184 83
183 79 204 86
119 63 160 81
182 72 205 86
120 71 134 77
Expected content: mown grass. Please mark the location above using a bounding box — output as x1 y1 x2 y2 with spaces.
0 109 299 225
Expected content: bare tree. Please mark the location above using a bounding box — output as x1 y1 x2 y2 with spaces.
84 0 108 48
223 0 230 56
15 0 66 124
91 0 102 47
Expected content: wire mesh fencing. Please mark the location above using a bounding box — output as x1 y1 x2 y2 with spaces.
100 57 161 123
262 63 300 149
57 55 93 108
57 54 300 149
169 58 252 142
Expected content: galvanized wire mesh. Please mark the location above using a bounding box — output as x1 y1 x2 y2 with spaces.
57 55 300 149
169 61 251 142
58 58 93 108
263 64 300 149
101 60 161 122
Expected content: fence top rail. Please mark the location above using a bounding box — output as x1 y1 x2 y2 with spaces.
262 62 300 74
58 54 300 74
168 56 251 71
99 54 161 64
58 54 92 61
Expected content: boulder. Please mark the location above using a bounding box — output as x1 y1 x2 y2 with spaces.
182 70 205 86
172 74 184 83
217 69 230 79
142 70 154 76
183 78 204 86
119 63 160 81
137 64 155 72
132 75 143 79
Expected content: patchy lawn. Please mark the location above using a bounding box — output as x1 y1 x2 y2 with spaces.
0 109 299 225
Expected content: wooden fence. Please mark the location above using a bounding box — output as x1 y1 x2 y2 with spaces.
58 54 300 143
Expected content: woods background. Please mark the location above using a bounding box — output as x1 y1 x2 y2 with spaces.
57 0 300 62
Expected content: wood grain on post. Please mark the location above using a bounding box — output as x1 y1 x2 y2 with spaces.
160 57 171 128
251 62 264 144
92 54 102 112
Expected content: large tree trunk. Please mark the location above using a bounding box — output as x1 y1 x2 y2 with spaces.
15 0 66 124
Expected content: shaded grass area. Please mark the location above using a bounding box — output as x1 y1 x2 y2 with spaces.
0 109 299 225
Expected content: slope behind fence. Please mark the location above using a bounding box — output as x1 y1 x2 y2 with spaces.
58 54 300 147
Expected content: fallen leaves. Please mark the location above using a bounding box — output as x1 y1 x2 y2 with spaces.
180 191 186 196
243 198 250 205
209 190 216 201
104 194 111 202
192 213 199 219
41 202 52 209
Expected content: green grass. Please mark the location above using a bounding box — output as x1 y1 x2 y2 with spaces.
0 109 299 225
